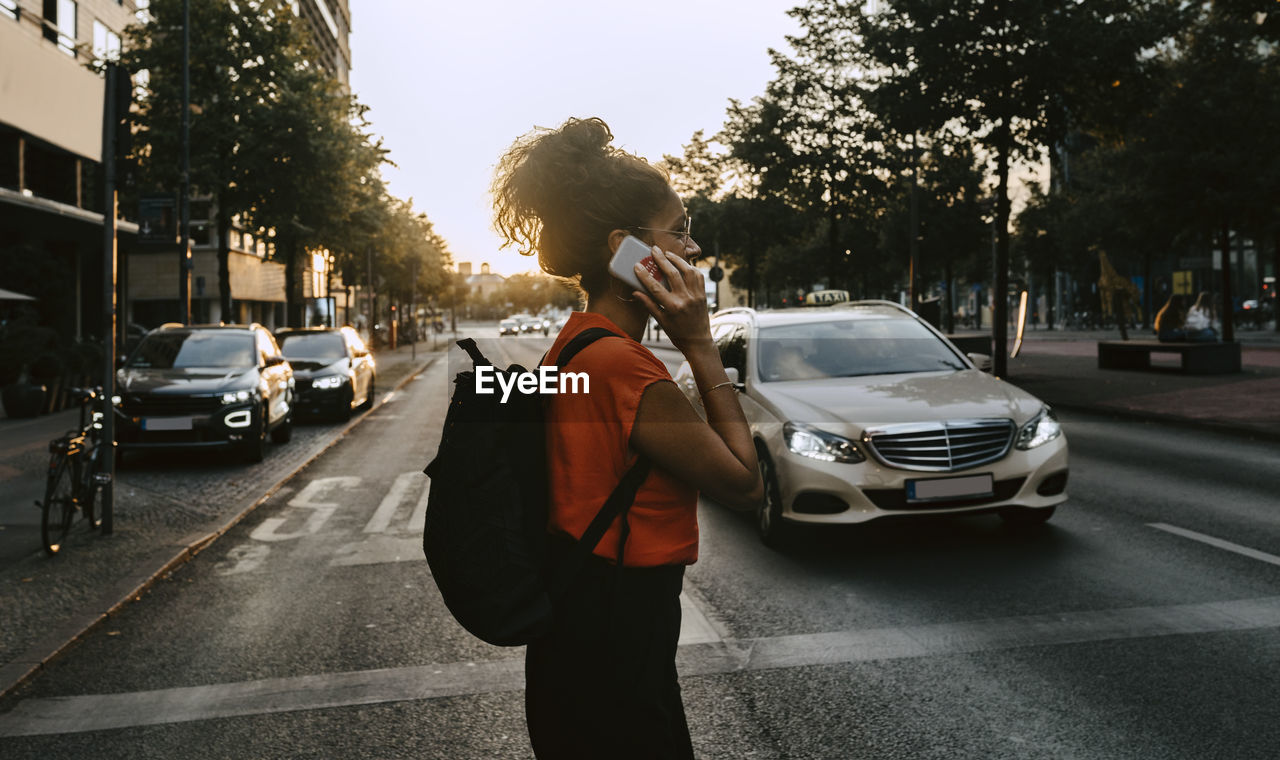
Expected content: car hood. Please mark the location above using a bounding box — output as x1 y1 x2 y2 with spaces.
752 370 1045 432
287 358 345 375
117 367 257 395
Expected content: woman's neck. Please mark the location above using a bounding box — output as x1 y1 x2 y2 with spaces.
585 288 648 341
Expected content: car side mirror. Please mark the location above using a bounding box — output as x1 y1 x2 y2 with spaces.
725 366 745 390
967 353 993 373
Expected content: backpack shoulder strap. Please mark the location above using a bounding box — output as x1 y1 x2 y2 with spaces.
546 326 624 369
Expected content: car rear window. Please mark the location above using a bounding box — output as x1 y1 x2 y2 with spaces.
128 332 256 369
278 332 346 360
756 318 966 381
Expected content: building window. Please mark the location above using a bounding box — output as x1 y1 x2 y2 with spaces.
43 0 78 56
93 20 121 63
1 0 18 21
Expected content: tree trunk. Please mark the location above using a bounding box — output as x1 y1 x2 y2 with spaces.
282 237 303 328
216 201 232 323
944 258 954 334
1220 220 1234 343
1142 250 1152 329
993 119 1011 377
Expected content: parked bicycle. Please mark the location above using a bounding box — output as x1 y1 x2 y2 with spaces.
38 386 112 556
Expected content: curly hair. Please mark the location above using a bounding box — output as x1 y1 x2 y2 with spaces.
491 117 671 298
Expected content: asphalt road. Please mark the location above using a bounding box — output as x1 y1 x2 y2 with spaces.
1 330 1278 759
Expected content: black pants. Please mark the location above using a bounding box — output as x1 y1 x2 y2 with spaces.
525 537 694 760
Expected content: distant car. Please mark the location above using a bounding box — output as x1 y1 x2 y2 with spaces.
673 301 1069 546
499 318 520 336
116 323 294 464
275 326 376 421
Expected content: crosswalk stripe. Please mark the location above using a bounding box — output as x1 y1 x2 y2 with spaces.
3 595 1278 737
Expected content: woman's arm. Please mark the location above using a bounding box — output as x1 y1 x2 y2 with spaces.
628 251 763 509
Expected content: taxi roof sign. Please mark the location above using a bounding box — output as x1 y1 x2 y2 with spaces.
804 290 850 306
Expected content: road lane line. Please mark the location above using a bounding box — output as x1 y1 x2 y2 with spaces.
4 595 1279 737
406 476 430 534
363 472 419 534
1148 523 1280 568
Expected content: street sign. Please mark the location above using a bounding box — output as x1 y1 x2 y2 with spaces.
138 194 178 246
804 289 850 305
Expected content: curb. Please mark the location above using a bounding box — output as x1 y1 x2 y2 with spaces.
1034 399 1280 444
0 354 442 699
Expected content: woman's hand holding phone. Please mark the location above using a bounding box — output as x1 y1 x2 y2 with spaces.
629 246 713 357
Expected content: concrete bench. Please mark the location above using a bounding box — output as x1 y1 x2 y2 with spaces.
1097 340 1241 374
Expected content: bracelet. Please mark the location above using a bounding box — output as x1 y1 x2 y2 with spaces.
700 381 736 398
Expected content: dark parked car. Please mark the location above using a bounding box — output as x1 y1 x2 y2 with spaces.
115 324 294 463
275 326 376 421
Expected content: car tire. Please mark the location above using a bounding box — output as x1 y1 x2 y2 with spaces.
999 505 1055 529
241 409 267 464
757 450 793 549
359 379 375 411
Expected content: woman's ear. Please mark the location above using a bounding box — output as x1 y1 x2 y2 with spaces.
607 228 631 255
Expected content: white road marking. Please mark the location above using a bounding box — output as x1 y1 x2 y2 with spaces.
250 477 361 543
678 592 721 644
406 477 430 534
330 536 422 567
1148 523 1280 568
5 595 1279 737
362 472 419 534
213 544 271 576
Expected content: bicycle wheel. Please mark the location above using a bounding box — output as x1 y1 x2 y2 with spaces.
42 455 77 556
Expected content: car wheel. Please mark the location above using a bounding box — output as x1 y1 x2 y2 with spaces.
241 409 267 463
757 450 792 548
270 412 293 444
999 505 1055 529
359 378 375 411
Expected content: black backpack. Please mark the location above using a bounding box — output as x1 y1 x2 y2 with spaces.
422 328 651 646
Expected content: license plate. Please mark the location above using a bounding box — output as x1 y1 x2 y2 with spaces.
906 473 994 503
142 416 193 431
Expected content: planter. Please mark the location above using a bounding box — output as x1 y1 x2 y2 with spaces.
2 383 48 419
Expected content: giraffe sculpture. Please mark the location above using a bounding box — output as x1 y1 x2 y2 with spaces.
1097 249 1142 340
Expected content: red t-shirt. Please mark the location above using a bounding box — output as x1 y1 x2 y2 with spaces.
544 312 699 567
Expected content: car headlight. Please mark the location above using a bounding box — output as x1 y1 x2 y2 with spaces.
1016 407 1062 450
784 422 865 463
312 375 346 390
221 389 252 404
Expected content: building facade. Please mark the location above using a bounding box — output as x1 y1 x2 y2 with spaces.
1 0 143 344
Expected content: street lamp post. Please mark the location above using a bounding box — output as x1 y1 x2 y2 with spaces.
178 0 192 324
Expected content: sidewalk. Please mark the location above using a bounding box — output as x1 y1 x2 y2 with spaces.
644 323 1280 441
0 340 442 697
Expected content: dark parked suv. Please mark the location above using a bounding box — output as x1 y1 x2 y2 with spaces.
275 326 376 420
115 323 295 463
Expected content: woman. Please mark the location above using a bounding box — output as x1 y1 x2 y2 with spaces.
1184 291 1218 342
492 117 763 759
1153 294 1186 342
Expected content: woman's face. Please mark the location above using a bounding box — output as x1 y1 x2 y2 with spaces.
638 189 702 265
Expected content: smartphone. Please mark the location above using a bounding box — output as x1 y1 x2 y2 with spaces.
608 235 667 293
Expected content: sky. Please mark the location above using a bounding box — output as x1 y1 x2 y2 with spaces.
347 0 802 277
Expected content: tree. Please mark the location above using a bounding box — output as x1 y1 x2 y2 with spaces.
824 0 1182 373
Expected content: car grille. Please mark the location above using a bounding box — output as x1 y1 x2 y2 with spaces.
865 419 1015 472
123 394 223 416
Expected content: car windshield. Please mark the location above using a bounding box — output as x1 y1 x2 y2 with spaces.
128 332 255 369
278 332 346 360
756 318 966 381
